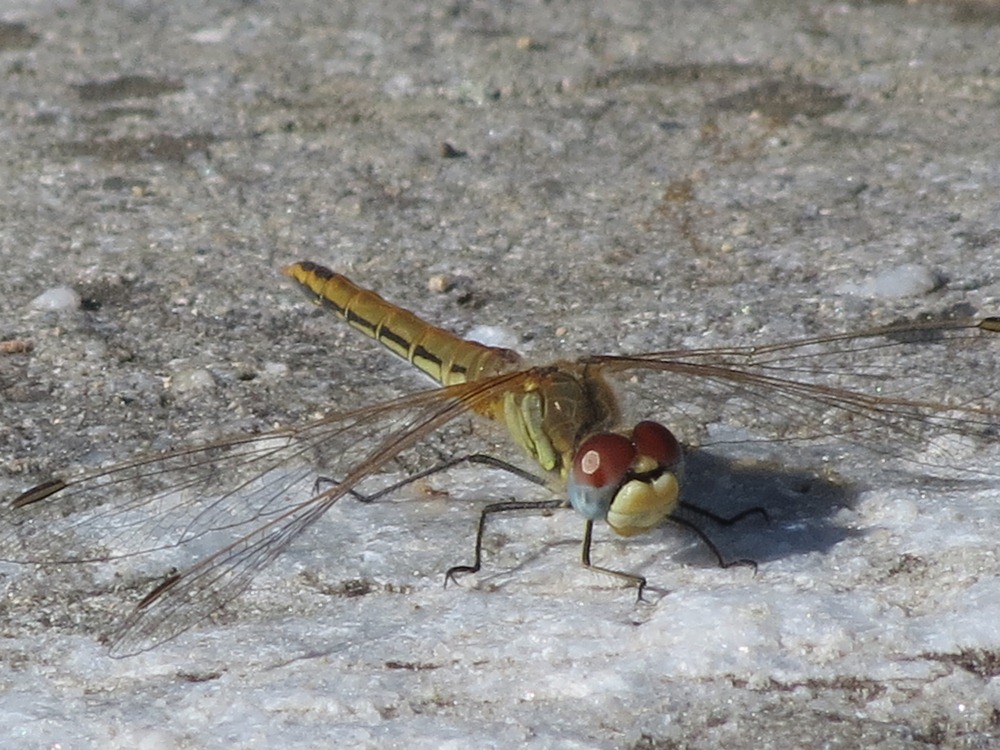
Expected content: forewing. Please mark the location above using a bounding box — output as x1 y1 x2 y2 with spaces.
592 317 1000 480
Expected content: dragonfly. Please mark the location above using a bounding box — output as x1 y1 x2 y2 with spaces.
3 260 999 657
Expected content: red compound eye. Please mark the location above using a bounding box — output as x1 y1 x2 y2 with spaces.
572 433 635 489
631 421 681 467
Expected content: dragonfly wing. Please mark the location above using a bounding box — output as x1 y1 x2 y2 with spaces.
2 371 532 654
591 317 1000 480
107 495 334 657
2 381 507 565
3 434 318 565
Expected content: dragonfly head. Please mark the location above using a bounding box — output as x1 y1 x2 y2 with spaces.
567 421 684 536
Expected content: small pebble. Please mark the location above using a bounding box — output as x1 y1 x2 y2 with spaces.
465 325 518 350
840 263 941 299
171 367 217 393
30 286 82 311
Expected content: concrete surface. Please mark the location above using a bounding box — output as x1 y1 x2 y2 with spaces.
2 1 1000 748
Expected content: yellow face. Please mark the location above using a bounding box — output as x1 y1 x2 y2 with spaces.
606 467 681 537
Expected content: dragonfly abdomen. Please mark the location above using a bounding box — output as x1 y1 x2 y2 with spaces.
284 261 522 386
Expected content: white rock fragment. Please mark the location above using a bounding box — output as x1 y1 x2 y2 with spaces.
839 263 941 299
30 285 82 311
261 361 290 380
465 324 519 350
171 367 217 393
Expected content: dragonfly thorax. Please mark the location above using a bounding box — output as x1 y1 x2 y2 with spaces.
500 365 620 477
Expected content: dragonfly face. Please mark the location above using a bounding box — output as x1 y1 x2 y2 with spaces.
3 260 998 656
568 421 685 537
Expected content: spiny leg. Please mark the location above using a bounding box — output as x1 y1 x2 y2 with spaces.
678 500 769 526
580 519 648 601
577 503 763 600
310 453 564 587
669 515 759 572
445 498 565 586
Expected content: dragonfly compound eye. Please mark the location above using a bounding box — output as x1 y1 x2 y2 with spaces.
568 433 635 520
631 421 682 469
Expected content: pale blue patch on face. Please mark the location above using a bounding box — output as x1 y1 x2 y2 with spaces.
568 479 615 520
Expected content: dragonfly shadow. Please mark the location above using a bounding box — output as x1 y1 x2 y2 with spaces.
669 448 860 566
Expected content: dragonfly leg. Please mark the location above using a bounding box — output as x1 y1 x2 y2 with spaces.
668 515 759 572
678 500 769 525
580 519 648 601
445 498 564 586
315 453 550 504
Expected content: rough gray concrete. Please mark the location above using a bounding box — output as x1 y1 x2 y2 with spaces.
2 1 1000 748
